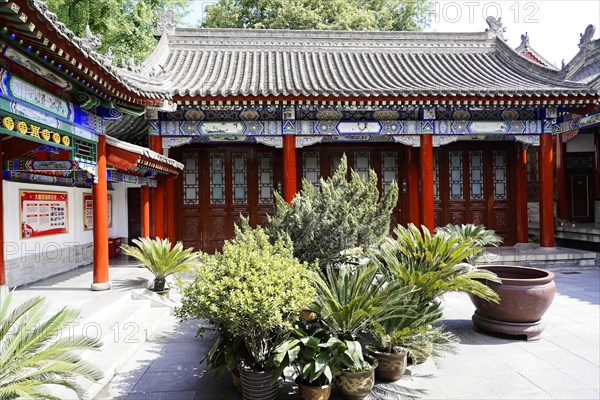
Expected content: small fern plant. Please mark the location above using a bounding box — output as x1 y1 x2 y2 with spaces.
436 223 503 263
0 287 103 399
121 237 198 291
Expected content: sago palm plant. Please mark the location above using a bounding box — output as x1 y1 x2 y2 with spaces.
0 287 103 400
121 237 198 291
436 223 503 263
371 224 501 305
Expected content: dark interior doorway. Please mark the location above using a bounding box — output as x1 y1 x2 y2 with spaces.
127 187 141 244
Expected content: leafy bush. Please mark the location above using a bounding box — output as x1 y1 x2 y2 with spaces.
0 287 103 399
121 237 198 291
268 155 398 267
176 222 316 371
436 223 503 263
372 224 501 305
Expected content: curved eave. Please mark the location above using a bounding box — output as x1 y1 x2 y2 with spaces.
6 0 168 107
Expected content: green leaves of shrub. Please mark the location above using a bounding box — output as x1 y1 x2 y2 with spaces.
176 221 316 371
268 155 398 268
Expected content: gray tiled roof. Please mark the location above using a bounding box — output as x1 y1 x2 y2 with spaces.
564 37 600 92
136 28 595 100
105 114 149 146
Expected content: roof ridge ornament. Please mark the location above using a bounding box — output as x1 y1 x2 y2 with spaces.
578 24 596 50
156 10 176 36
82 24 102 51
485 16 506 40
520 32 529 48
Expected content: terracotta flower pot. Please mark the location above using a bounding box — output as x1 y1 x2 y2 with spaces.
238 368 277 400
368 348 407 382
334 358 378 400
469 265 556 340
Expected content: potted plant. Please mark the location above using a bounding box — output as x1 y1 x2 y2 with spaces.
121 237 198 295
176 221 315 400
202 329 249 392
310 258 411 399
272 319 341 400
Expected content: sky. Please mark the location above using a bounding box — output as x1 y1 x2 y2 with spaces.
183 0 600 68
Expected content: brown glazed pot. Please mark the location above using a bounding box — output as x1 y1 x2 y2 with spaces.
297 380 331 400
334 357 378 400
469 265 556 340
368 348 407 382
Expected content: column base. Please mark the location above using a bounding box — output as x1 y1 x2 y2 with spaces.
91 281 112 291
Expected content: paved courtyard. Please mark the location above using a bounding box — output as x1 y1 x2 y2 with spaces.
96 268 600 400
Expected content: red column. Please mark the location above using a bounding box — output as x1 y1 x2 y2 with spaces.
539 133 555 247
149 136 165 238
0 137 4 286
420 134 434 232
141 185 150 238
283 135 297 203
153 177 166 239
515 142 529 243
165 177 176 244
406 146 420 225
92 135 111 290
594 133 600 201
554 134 568 220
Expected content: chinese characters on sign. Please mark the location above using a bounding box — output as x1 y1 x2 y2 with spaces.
20 190 68 238
83 193 112 230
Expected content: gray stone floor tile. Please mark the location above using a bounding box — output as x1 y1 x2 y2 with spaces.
433 374 498 398
560 366 600 389
493 352 554 371
569 348 600 366
528 349 597 370
131 370 204 393
478 370 547 397
518 369 591 392
550 388 600 400
127 390 197 399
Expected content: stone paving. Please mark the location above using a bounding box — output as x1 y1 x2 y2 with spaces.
96 268 600 400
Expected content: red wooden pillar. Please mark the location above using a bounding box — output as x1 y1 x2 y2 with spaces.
92 135 111 290
165 177 176 244
539 133 555 247
141 185 150 238
594 133 600 201
420 134 434 232
283 135 297 203
153 177 166 239
0 137 4 286
554 134 568 220
406 146 420 225
149 136 165 238
515 142 529 243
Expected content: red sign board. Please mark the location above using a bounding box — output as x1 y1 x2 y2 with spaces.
20 190 68 238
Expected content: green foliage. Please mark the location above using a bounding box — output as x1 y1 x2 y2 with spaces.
176 221 316 371
203 329 249 376
268 155 398 267
202 0 432 31
121 237 198 291
272 319 342 385
436 223 503 263
45 0 189 63
372 224 501 304
0 287 103 400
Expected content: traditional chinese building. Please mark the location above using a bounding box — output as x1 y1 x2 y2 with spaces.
1 2 599 288
0 0 183 289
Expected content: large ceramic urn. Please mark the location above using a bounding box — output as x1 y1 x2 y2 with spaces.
469 265 556 341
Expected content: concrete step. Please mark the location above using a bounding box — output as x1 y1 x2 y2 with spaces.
46 292 173 400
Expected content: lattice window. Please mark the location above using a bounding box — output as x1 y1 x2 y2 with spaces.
381 152 397 196
433 149 440 200
331 152 343 174
354 152 370 179
232 152 247 204
209 153 225 204
303 152 320 188
493 151 507 199
469 151 483 200
73 138 95 163
258 153 273 204
449 151 463 199
182 152 199 205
